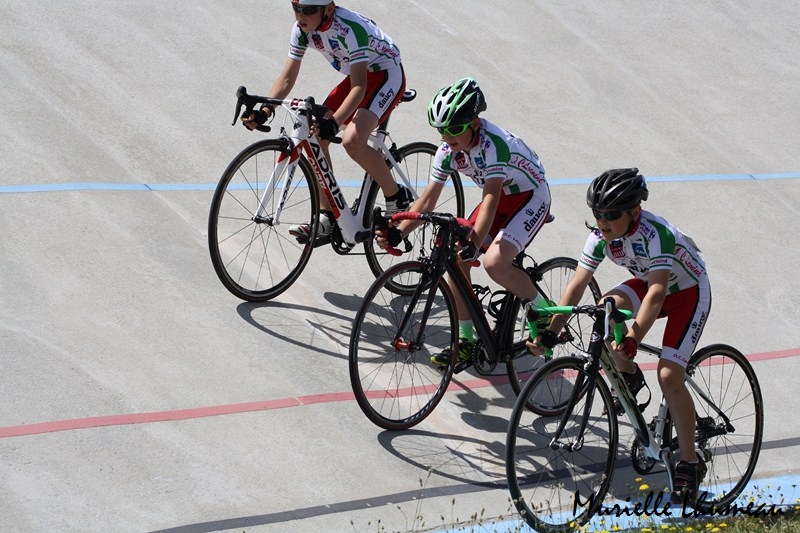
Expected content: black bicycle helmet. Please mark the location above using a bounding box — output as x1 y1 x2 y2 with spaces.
586 168 649 211
427 77 486 128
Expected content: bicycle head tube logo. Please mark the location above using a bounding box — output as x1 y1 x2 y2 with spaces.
307 141 346 212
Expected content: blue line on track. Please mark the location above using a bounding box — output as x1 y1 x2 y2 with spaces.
1 172 798 194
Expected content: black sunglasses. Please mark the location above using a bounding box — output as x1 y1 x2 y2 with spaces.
291 3 322 15
592 209 625 221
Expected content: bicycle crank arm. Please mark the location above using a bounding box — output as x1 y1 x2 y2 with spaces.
354 229 373 243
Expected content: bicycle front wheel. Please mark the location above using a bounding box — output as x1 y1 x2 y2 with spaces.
507 356 618 532
664 343 764 511
363 141 465 295
208 139 319 302
506 256 602 397
349 261 458 430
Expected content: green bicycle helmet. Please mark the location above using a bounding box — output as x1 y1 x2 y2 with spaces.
587 168 649 211
427 77 486 128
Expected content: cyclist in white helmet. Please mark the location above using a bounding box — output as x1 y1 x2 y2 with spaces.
242 0 411 241
376 77 553 368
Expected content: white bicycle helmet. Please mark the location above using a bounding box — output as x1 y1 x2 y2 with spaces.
428 77 486 128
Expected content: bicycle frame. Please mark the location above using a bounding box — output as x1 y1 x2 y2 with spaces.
252 99 419 247
400 220 527 372
540 300 734 490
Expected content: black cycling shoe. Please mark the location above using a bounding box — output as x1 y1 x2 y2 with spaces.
671 457 708 505
608 364 650 415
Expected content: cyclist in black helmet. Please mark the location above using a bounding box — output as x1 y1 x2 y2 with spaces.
242 0 411 241
377 77 553 368
529 167 711 505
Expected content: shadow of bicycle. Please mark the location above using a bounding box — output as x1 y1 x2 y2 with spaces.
234 291 366 360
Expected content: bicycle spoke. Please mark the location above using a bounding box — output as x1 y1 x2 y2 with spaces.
507 357 617 531
685 345 763 510
349 262 457 430
208 140 318 301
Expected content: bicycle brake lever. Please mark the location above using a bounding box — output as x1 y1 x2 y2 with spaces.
233 86 247 126
371 207 403 256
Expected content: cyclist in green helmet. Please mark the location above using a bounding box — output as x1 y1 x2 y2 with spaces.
376 77 553 367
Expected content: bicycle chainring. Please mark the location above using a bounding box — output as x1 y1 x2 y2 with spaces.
471 341 497 375
329 224 355 255
630 436 658 475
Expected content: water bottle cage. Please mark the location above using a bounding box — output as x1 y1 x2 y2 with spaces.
487 289 510 319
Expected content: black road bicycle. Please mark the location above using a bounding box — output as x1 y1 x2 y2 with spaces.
506 299 764 531
348 211 601 431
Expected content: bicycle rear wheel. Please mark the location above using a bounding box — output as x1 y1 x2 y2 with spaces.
208 139 319 301
363 141 464 295
349 261 458 430
506 256 602 398
664 343 764 511
507 356 618 532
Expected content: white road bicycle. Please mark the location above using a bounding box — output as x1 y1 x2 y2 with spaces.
208 86 465 301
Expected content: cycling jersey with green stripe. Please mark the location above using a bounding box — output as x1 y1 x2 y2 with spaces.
430 119 546 195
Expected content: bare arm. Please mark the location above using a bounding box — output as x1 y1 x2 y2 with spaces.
469 178 503 249
268 56 302 100
374 180 446 250
624 269 668 345
329 61 368 125
549 265 595 333
241 57 301 130
527 264 594 355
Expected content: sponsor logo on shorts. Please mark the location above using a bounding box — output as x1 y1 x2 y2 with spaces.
523 203 547 233
377 88 395 109
691 311 707 344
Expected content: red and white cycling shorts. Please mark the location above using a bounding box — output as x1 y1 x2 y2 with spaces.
467 188 551 254
613 277 712 367
323 65 406 126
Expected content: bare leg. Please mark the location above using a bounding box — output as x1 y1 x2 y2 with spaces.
341 109 399 197
482 239 538 300
659 359 697 462
605 291 637 374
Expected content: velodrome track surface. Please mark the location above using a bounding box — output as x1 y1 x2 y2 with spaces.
1 2 799 531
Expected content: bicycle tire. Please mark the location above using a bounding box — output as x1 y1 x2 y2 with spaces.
663 343 764 511
349 261 458 430
507 355 618 532
363 141 465 295
506 256 602 403
208 139 319 302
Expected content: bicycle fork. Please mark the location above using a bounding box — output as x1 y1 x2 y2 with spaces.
391 272 441 353
254 143 296 226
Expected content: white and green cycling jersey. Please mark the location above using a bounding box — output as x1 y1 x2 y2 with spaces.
430 119 547 195
288 7 401 74
579 210 707 293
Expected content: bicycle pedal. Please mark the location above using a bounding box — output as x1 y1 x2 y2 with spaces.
311 235 332 248
453 360 473 374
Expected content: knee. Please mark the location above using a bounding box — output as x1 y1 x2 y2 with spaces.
342 129 367 156
657 364 686 396
482 252 502 279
